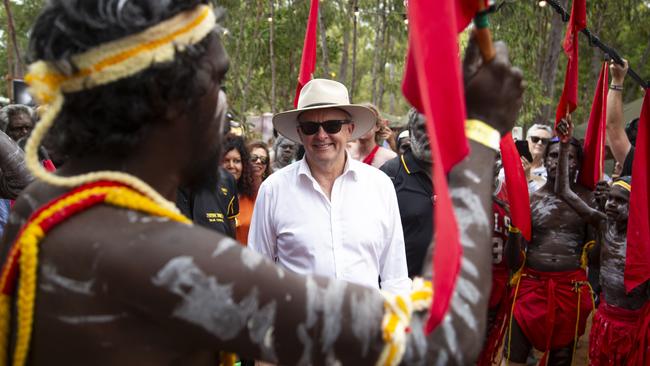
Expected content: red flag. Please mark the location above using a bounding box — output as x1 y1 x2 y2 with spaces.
455 0 490 32
578 62 608 190
401 0 468 333
625 90 650 292
500 133 532 241
294 0 319 107
555 0 586 126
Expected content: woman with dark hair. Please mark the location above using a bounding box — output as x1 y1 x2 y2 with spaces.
220 134 255 244
235 140 271 245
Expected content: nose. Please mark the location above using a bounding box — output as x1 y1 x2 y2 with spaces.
315 125 328 139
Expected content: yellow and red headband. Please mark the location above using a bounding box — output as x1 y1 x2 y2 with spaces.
613 180 632 192
23 4 216 212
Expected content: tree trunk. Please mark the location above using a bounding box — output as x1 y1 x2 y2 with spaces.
377 24 391 110
350 0 359 102
370 0 383 104
3 0 24 80
338 0 354 85
318 7 330 78
536 0 567 124
240 6 264 117
269 0 277 113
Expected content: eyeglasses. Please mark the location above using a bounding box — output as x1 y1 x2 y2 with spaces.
298 120 351 135
530 136 550 145
250 154 269 164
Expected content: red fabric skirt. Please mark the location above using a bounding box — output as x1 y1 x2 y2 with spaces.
626 300 650 366
489 266 509 310
589 299 641 366
512 267 593 352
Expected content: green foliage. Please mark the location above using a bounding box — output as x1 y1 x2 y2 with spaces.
2 0 648 128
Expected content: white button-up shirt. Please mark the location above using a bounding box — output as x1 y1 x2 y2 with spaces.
248 155 411 296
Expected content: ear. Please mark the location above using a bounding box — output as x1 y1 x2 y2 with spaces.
348 123 356 134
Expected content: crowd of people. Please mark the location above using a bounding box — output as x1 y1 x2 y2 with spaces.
0 0 646 365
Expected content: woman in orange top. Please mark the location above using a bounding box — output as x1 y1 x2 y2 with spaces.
221 135 254 245
237 141 272 245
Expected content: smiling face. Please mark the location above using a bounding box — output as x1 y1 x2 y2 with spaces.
605 185 630 225
297 108 354 170
527 128 552 161
250 146 269 179
222 148 242 181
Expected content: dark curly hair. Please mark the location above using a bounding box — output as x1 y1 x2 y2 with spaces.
223 134 254 198
247 140 272 179
28 0 220 158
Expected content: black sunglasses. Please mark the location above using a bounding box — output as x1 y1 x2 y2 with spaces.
250 154 269 164
530 136 550 145
298 120 351 135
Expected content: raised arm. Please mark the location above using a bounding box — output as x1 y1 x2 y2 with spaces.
554 119 606 227
606 59 631 165
0 130 33 199
408 35 524 365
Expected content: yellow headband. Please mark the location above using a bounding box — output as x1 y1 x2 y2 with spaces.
23 4 216 212
613 180 632 192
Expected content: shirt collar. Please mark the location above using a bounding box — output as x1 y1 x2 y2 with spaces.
298 151 360 182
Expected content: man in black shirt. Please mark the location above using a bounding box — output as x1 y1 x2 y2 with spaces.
380 109 433 278
177 167 239 238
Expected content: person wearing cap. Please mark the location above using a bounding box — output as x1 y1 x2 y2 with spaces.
396 129 411 155
248 78 411 295
379 109 433 279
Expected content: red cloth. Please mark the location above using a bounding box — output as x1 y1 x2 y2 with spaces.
555 0 586 126
293 0 319 107
627 300 650 365
362 145 380 165
455 0 490 32
625 91 650 292
589 299 642 366
490 185 510 309
500 133 531 241
578 62 608 190
43 159 56 172
512 268 593 353
401 0 468 333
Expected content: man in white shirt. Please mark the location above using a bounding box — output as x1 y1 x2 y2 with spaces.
248 79 411 295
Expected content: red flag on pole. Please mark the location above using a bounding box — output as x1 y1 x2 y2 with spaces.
401 0 469 334
578 62 608 190
555 0 586 127
294 0 319 107
500 133 532 241
625 90 650 292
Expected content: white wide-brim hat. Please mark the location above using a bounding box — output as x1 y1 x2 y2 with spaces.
272 79 376 143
